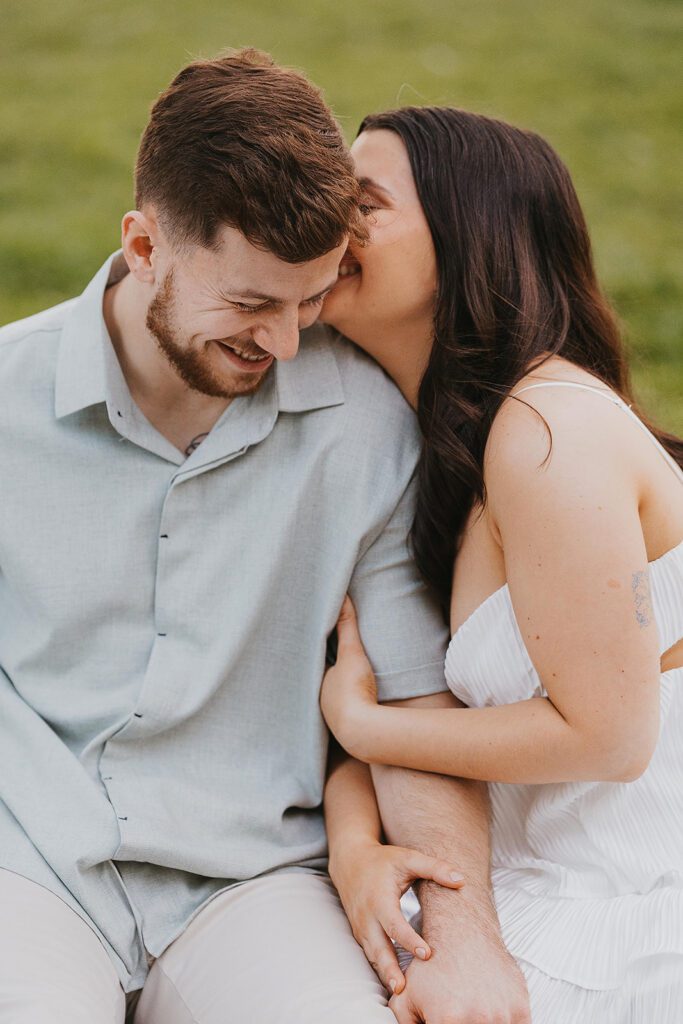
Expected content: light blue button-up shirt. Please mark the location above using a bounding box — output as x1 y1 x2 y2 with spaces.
0 253 448 991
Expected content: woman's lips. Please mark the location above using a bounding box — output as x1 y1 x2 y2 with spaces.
215 341 274 373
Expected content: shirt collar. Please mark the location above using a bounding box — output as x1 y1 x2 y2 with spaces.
55 251 127 419
275 324 345 414
55 252 346 421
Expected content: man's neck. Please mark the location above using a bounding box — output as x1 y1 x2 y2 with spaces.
102 272 230 456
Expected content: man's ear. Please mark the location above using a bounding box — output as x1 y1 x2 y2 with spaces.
120 208 162 285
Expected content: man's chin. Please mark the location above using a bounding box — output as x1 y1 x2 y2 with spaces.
166 349 273 401
210 364 273 400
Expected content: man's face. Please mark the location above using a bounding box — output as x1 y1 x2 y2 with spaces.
147 225 347 399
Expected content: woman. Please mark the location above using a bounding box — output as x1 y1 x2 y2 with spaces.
318 107 683 1022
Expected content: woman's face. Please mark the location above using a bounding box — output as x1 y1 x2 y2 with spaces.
320 128 437 399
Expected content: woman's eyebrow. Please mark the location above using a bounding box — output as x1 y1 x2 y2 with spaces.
357 176 395 200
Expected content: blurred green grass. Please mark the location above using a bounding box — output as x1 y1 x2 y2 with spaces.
1 0 681 430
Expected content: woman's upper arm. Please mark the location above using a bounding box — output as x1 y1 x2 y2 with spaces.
485 392 661 776
383 690 464 709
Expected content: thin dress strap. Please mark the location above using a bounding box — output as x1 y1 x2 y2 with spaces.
511 381 683 485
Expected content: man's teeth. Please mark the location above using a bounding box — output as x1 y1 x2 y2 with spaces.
227 346 269 362
338 264 360 278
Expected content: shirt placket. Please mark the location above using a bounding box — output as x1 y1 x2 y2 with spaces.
97 381 280 857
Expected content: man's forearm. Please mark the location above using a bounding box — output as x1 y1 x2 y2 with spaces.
370 763 502 945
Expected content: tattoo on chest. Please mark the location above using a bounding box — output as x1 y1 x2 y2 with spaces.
631 570 653 628
185 432 209 457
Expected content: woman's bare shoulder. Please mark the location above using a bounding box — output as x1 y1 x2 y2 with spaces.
484 357 637 506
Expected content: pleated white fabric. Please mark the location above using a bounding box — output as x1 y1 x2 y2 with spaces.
445 383 683 1021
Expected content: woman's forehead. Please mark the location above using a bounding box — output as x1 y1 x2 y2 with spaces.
351 129 417 200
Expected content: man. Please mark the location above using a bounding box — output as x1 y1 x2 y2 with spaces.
0 49 527 1022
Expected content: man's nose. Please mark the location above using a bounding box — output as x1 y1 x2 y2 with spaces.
255 309 301 362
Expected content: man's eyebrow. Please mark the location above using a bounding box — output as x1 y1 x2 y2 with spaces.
357 176 395 200
226 279 340 304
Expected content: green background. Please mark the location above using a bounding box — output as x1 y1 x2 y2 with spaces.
2 0 681 430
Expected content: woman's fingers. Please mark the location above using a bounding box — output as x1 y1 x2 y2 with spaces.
359 919 407 997
403 851 465 890
335 595 366 657
381 910 431 962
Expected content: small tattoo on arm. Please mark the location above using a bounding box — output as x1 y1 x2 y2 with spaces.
631 570 653 628
185 432 209 457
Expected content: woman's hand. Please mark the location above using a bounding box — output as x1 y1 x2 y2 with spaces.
329 835 465 996
321 596 381 757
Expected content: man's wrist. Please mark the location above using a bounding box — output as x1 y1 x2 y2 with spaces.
416 877 505 948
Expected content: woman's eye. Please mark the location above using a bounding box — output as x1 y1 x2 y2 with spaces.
359 203 379 216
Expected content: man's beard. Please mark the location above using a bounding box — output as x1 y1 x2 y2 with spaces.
146 269 270 400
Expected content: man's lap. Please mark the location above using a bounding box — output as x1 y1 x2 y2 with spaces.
135 872 392 1023
0 868 393 1024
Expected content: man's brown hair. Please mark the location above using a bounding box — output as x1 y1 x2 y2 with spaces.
135 48 365 262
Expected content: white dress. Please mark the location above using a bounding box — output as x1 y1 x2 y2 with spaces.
444 383 683 1022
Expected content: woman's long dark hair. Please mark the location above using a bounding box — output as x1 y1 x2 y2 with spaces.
359 107 683 617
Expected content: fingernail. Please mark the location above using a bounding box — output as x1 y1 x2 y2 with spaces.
415 946 428 960
449 872 465 882
389 979 397 993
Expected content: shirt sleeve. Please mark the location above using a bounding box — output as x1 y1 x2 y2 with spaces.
348 471 450 702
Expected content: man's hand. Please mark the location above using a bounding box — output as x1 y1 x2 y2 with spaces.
389 913 531 1024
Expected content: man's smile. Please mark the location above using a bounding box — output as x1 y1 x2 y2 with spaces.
215 340 274 373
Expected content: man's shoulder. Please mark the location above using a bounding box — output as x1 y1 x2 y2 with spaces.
296 324 423 523
301 323 420 446
0 298 75 355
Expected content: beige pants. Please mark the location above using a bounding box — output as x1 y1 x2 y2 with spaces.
0 868 392 1023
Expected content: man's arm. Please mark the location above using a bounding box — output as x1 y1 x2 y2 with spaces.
372 691 530 1024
